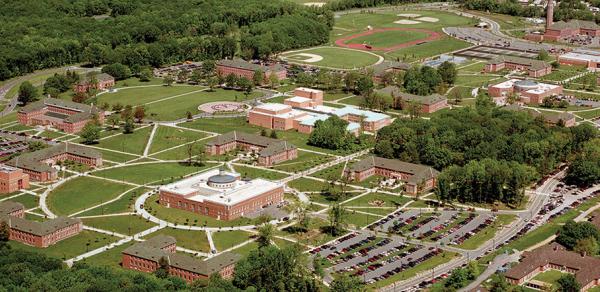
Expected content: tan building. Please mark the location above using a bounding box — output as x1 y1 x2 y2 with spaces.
345 156 439 195
205 131 297 166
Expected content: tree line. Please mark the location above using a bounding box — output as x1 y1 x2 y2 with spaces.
0 0 332 80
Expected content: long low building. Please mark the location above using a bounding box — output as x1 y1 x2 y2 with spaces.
505 243 600 291
484 55 552 77
345 156 439 195
216 58 286 84
376 86 448 114
7 143 102 182
0 201 82 248
488 79 563 105
159 168 283 220
205 131 297 166
18 98 105 133
504 104 576 127
122 235 240 283
559 49 600 71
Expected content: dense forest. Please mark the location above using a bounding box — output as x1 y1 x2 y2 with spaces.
374 99 598 204
0 0 332 80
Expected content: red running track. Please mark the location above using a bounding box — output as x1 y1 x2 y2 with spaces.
335 28 442 52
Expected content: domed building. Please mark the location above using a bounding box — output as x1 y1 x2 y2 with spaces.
158 167 283 221
487 79 563 105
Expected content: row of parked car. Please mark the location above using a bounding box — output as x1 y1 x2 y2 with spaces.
363 248 443 285
430 214 477 242
416 213 462 240
339 243 409 273
328 237 386 263
367 210 405 230
449 216 496 246
308 232 360 255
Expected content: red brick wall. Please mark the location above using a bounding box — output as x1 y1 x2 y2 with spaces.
0 169 30 194
122 254 160 273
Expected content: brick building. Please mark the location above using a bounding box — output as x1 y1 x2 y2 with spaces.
74 73 115 93
371 61 411 84
526 20 600 42
18 98 105 133
0 200 82 248
0 164 29 194
7 143 102 182
158 168 284 220
505 243 600 291
122 235 241 283
484 56 552 77
505 104 576 127
559 49 600 71
284 87 324 108
376 86 448 114
345 156 439 195
205 131 297 166
488 79 563 105
216 59 286 84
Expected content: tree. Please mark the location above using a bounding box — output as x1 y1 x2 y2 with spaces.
257 223 274 248
46 87 60 99
269 129 278 139
134 106 145 122
163 75 174 86
574 237 599 256
344 71 360 92
557 221 600 250
112 102 124 112
407 100 422 120
225 73 238 88
139 68 153 82
328 203 346 236
330 274 364 292
107 115 120 128
537 49 550 61
556 274 581 292
177 69 189 83
186 141 196 166
260 128 268 136
489 275 511 292
237 77 253 99
101 63 131 80
438 61 458 85
0 221 9 243
72 91 87 103
80 121 101 144
18 81 38 105
123 118 135 134
291 200 310 231
356 75 374 98
308 116 353 150
448 88 463 105
296 72 314 87
252 69 264 86
268 72 279 89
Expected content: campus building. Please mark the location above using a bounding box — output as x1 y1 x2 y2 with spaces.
73 73 115 93
484 56 552 77
283 87 323 108
216 59 286 84
7 143 102 182
18 98 105 133
122 235 241 283
376 86 448 114
345 156 439 195
0 164 29 194
0 201 82 248
487 79 563 105
558 49 600 71
505 104 576 127
205 131 297 166
158 168 284 220
505 243 600 291
371 61 411 83
526 20 600 42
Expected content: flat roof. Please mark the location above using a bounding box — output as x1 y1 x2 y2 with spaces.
491 79 560 93
159 169 282 206
254 103 291 112
285 96 311 103
334 106 390 122
560 51 600 63
295 87 322 93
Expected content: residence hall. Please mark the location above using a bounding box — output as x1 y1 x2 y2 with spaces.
487 79 563 105
345 156 439 195
484 56 552 78
122 235 241 283
205 131 297 167
73 73 115 93
0 164 29 194
0 201 82 248
505 243 600 291
504 104 576 127
7 143 102 182
559 49 600 71
216 58 286 84
371 61 411 84
18 98 105 133
158 168 283 221
376 86 448 114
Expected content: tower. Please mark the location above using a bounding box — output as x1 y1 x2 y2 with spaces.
546 0 554 29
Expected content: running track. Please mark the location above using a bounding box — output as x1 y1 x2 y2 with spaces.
335 28 442 52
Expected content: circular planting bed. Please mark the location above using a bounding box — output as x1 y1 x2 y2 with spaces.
198 101 247 114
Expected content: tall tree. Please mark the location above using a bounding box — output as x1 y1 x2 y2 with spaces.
18 81 38 105
257 223 274 248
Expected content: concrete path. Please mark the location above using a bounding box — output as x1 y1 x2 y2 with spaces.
142 123 158 157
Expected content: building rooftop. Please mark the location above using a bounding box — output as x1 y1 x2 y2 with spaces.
487 55 551 71
334 106 390 122
159 168 282 206
206 131 296 158
285 96 312 103
560 50 600 63
0 201 24 215
549 19 600 31
5 216 81 236
254 103 290 112
371 61 411 77
0 164 20 173
7 143 101 173
491 79 561 94
20 98 101 115
349 156 439 184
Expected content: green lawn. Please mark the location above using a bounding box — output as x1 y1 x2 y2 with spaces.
229 241 259 257
97 85 201 106
343 192 410 208
311 163 347 180
94 126 152 155
76 187 149 217
231 165 289 180
532 269 566 286
288 177 332 192
346 30 429 47
386 37 472 62
82 242 135 268
97 149 139 163
48 177 133 216
145 88 261 121
279 217 341 246
347 207 395 216
145 194 255 227
149 125 209 154
455 75 502 87
92 162 217 185
114 77 163 88
271 151 333 173
9 230 118 260
344 211 383 228
281 47 381 69
334 10 476 32
575 108 600 120
212 230 252 251
82 215 157 235
146 228 211 253
8 193 39 209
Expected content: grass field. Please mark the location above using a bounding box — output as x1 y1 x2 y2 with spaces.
9 193 39 209
9 230 117 260
94 126 152 155
92 162 217 185
82 215 157 235
48 177 133 216
231 165 289 180
271 151 333 173
147 228 211 253
335 10 475 32
76 187 149 216
97 85 201 106
82 242 134 268
343 192 410 208
149 126 209 154
281 47 381 69
346 30 430 47
385 37 472 62
532 269 566 287
212 230 252 251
